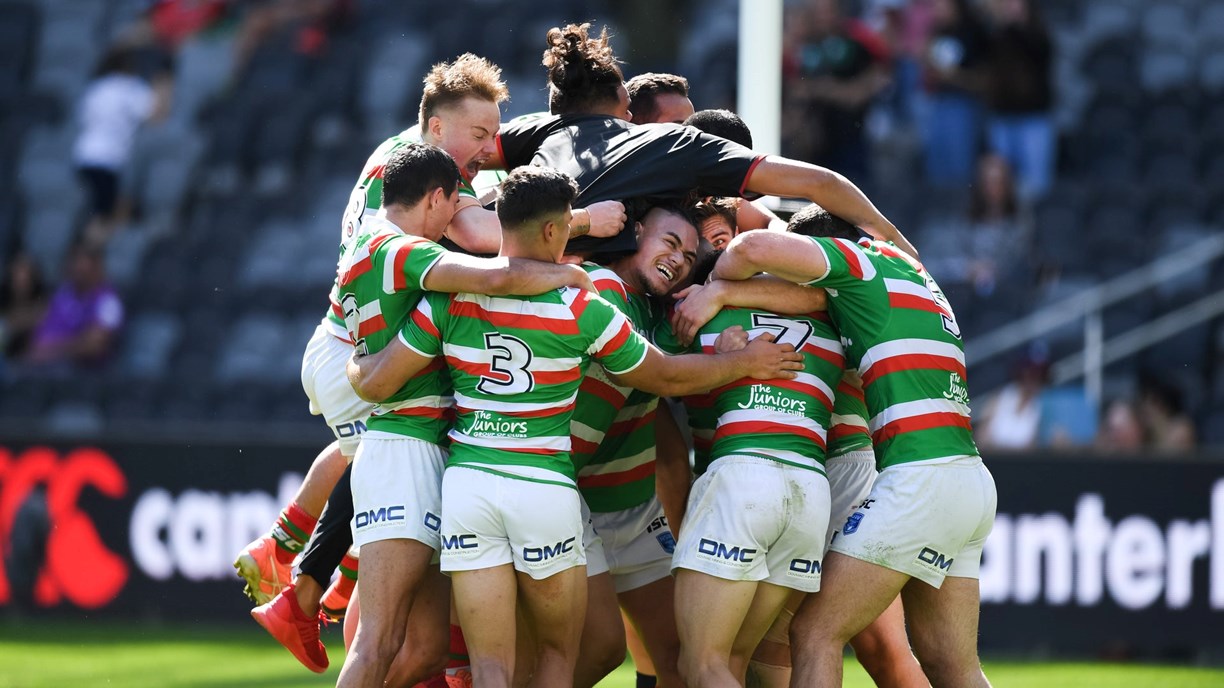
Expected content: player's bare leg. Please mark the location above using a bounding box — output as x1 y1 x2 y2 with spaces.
901 576 991 688
790 552 909 688
385 566 451 688
728 582 793 683
623 611 658 686
673 569 757 688
453 564 519 688
746 591 802 687
517 566 588 688
575 572 626 688
335 538 436 688
619 576 682 687
295 441 349 516
849 597 927 688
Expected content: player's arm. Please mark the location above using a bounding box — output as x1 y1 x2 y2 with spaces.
712 230 830 284
654 401 692 536
738 198 788 232
571 200 628 239
423 253 595 295
346 337 435 403
670 276 828 346
608 337 802 398
743 156 918 259
444 202 502 255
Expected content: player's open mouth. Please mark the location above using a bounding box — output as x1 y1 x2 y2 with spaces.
656 264 675 282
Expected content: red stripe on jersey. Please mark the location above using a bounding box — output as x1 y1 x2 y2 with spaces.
392 243 412 291
448 300 579 335
606 409 656 438
684 393 715 409
800 341 845 368
389 406 453 420
861 354 966 386
594 321 634 360
568 290 592 321
888 293 942 313
445 356 488 379
411 306 440 339
829 423 868 441
593 278 628 302
572 435 600 457
366 164 385 182
871 412 971 445
331 298 345 319
833 240 866 280
577 460 656 488
739 156 766 196
357 314 387 339
339 255 374 287
533 368 582 385
715 420 826 449
580 376 629 409
836 380 865 401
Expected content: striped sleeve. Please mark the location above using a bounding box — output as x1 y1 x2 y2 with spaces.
583 294 649 375
399 292 446 358
381 236 448 294
651 318 693 356
804 237 878 288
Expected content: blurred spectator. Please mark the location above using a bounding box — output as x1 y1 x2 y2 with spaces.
863 0 936 135
984 0 1054 199
0 253 48 361
25 244 125 370
975 345 1049 450
147 0 232 51
1138 376 1197 451
782 0 892 184
1097 398 1145 452
72 47 172 243
921 0 988 186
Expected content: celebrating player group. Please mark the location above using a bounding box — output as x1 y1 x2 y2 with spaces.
231 21 997 688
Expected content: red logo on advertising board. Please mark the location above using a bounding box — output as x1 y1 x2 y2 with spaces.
0 447 128 608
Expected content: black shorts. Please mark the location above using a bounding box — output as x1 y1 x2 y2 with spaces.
77 166 120 216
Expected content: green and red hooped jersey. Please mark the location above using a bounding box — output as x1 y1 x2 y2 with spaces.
400 287 650 487
657 308 845 476
571 264 665 513
827 370 872 458
804 237 980 470
323 127 476 342
334 217 454 444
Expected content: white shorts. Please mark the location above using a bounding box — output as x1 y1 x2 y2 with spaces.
350 433 446 550
301 323 374 457
672 456 830 593
830 456 997 588
583 497 610 578
825 449 877 549
590 495 675 593
440 467 586 580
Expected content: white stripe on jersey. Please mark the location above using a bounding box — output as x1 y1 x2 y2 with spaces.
805 239 833 284
578 445 652 478
571 419 606 445
454 292 577 321
443 343 581 372
868 398 971 434
884 277 934 301
587 309 632 357
355 299 383 326
451 431 571 452
831 412 869 430
834 238 878 281
454 390 579 414
458 461 576 486
718 408 827 441
859 338 966 375
378 394 454 412
612 398 657 423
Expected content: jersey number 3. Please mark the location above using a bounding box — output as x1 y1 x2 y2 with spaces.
478 333 535 395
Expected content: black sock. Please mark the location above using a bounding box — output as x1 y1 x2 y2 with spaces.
636 671 657 688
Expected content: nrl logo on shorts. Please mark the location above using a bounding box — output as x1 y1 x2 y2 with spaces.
843 512 864 535
656 532 676 554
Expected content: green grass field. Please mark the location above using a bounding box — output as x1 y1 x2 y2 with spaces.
1 620 1222 688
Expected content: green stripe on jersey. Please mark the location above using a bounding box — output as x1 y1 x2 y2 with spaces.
828 371 872 458
335 218 454 444
658 308 843 474
572 264 665 512
402 287 650 482
804 237 979 469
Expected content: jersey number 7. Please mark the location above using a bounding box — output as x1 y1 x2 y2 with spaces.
750 313 814 350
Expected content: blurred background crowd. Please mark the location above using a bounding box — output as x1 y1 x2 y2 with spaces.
1 0 1221 453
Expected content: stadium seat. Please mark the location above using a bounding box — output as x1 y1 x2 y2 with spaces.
1141 3 1195 46
357 31 433 141
1140 44 1195 92
119 312 183 380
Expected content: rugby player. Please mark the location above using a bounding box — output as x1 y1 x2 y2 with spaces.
714 205 997 688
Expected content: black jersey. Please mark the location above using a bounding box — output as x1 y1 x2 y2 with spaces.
497 114 763 256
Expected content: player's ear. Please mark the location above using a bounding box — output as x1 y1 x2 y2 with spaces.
427 115 444 140
635 221 644 241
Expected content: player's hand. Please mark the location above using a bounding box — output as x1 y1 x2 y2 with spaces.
713 325 748 353
740 333 803 380
565 264 597 292
672 282 725 347
585 200 628 238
